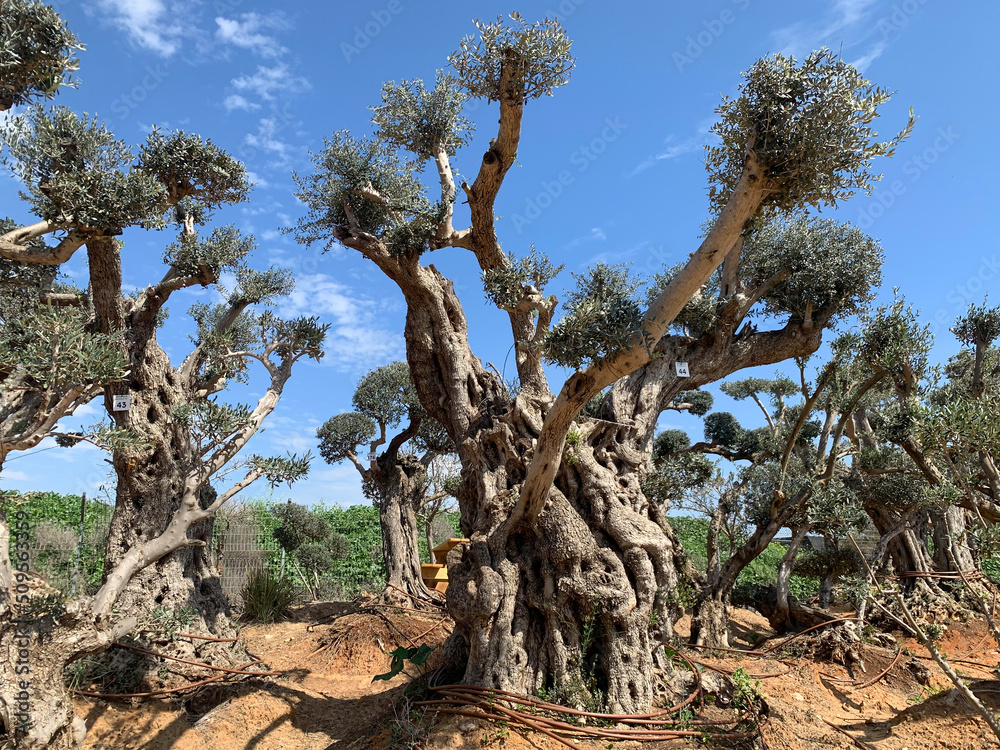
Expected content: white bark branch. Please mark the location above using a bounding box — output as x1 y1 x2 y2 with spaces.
0 220 88 265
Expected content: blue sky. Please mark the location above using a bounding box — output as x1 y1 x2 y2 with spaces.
1 0 997 507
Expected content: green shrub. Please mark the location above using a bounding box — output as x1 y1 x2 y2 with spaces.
239 566 297 623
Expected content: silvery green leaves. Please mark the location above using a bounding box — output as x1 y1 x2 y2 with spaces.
706 48 916 217
674 390 714 416
1 108 249 232
162 225 256 280
857 298 931 382
951 302 1000 349
352 360 419 428
481 246 562 312
647 263 720 338
915 396 1000 458
2 106 163 229
721 376 798 404
742 217 883 324
248 452 312 488
173 399 255 446
0 305 126 389
448 13 574 103
292 131 440 256
371 72 474 162
269 315 327 362
138 128 250 211
0 0 82 111
231 267 295 306
189 303 326 386
316 412 377 463
543 264 643 370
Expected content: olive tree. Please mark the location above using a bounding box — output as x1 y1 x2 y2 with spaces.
317 361 452 607
851 301 1000 611
0 0 82 112
292 14 912 712
0 103 322 748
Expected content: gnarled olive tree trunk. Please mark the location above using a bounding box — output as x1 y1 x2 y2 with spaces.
770 524 809 631
690 487 813 647
380 257 829 710
371 454 439 607
865 505 954 614
89 238 234 659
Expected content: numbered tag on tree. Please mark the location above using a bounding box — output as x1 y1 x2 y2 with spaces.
367 452 377 463
675 362 690 378
112 395 131 411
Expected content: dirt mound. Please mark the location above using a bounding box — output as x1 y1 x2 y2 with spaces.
315 610 448 674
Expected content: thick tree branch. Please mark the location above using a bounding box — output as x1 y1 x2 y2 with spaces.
132 264 217 326
512 155 769 527
0 220 89 265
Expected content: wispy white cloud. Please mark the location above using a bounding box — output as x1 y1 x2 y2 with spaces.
232 63 310 102
630 133 704 177
246 171 269 189
223 94 260 112
565 227 608 248
215 13 290 59
275 273 402 371
97 0 187 56
850 39 888 72
771 0 885 70
70 402 102 419
244 116 293 163
258 414 321 455
0 470 32 482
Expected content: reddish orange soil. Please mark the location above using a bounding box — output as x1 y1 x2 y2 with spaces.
74 603 1000 750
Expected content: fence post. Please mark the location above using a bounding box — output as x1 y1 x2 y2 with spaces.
71 492 86 597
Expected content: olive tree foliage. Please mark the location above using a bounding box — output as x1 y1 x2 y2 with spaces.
447 13 574 102
273 501 350 598
0 107 248 264
0 219 129 466
292 12 911 711
0 101 322 599
0 2 125 464
832 299 1000 742
706 48 914 217
0 0 82 111
670 350 886 643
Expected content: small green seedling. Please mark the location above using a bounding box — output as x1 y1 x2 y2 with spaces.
373 644 435 682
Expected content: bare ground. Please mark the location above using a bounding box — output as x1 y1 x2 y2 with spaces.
73 603 1000 750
